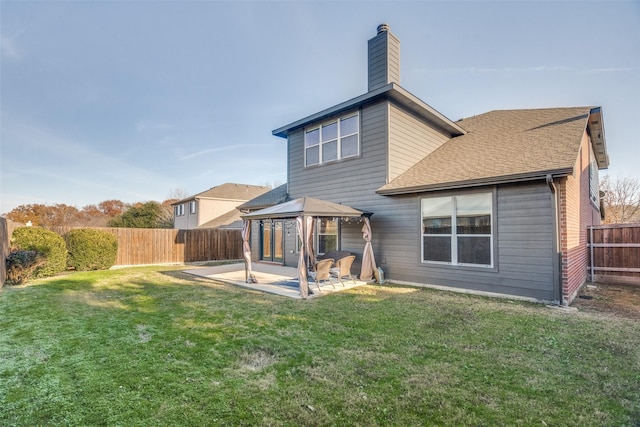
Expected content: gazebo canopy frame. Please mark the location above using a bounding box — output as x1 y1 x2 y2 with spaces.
241 197 377 298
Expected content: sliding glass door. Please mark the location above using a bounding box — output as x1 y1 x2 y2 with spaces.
260 220 283 263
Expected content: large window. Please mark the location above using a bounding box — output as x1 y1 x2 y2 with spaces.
589 159 600 208
317 218 338 255
305 113 359 166
422 193 493 267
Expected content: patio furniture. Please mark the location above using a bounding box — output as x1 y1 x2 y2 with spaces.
331 255 356 286
318 251 352 263
310 258 335 292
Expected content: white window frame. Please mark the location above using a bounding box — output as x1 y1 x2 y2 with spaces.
189 201 197 214
304 112 360 167
174 204 185 217
316 218 339 255
589 159 600 209
421 192 493 268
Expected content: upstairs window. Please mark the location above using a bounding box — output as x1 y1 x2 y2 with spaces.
305 113 359 166
189 201 197 214
422 193 493 267
174 204 185 216
589 160 600 208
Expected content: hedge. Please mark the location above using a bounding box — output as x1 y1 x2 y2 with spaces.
11 227 67 278
65 228 118 271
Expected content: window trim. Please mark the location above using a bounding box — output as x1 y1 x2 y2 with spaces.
189 201 197 214
421 192 494 268
174 204 185 217
304 112 360 167
316 217 340 256
589 159 600 209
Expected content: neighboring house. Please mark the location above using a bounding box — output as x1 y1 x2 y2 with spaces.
245 24 609 305
172 183 270 229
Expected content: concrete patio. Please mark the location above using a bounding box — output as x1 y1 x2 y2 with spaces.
183 262 368 299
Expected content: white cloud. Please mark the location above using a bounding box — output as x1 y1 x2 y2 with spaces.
580 67 638 74
0 36 22 60
0 116 176 211
177 144 267 161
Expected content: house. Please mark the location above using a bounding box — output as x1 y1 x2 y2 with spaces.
172 183 270 229
244 24 609 305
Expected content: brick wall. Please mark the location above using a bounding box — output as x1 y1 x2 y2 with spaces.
558 131 601 304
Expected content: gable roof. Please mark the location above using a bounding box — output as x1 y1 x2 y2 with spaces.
237 184 289 211
272 83 466 139
378 107 608 195
198 208 243 229
173 183 270 205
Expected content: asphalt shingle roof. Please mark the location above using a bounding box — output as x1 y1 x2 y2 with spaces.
378 107 593 194
174 183 270 204
237 184 289 211
198 208 244 229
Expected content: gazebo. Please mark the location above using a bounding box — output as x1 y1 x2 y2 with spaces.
241 197 377 298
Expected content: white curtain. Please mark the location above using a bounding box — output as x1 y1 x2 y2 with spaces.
360 217 378 281
296 216 309 298
242 220 257 283
306 215 316 266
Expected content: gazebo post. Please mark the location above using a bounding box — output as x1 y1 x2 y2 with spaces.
297 215 310 298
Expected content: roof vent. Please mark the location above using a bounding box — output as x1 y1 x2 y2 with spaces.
377 23 390 34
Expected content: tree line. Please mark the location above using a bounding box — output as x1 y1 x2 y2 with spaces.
3 199 177 229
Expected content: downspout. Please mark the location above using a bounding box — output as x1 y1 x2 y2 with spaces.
546 174 564 305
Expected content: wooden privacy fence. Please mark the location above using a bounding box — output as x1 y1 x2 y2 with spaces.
48 227 243 266
588 224 640 284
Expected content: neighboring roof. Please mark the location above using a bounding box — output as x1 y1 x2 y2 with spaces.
378 107 607 195
272 83 466 139
173 183 270 205
241 197 370 220
217 220 244 230
237 184 289 211
198 208 243 229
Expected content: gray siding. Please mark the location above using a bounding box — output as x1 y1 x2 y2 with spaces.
368 31 400 91
376 183 556 301
276 98 556 301
288 101 389 200
388 103 451 181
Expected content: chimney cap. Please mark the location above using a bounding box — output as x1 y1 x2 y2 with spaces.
377 23 390 34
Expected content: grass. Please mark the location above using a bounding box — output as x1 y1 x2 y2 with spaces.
1 266 639 426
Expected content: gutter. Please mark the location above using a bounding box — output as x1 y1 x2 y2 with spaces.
546 174 564 306
377 168 573 196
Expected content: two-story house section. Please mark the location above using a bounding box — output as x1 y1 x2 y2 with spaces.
172 183 270 230
251 24 608 305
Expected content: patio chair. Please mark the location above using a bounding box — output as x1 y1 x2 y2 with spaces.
330 255 356 286
310 258 335 292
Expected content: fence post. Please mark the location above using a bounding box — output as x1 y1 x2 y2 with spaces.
589 226 594 282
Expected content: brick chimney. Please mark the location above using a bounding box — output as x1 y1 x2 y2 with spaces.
368 23 400 92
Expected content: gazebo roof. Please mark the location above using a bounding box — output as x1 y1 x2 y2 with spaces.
241 197 370 220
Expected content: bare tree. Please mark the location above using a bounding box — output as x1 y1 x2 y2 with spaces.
600 175 640 224
166 187 190 202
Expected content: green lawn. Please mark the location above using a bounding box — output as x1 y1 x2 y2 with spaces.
1 266 638 426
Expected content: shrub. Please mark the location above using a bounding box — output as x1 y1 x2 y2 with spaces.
64 228 118 271
5 250 46 285
10 227 67 278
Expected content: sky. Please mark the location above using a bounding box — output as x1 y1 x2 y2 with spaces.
1 1 639 215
